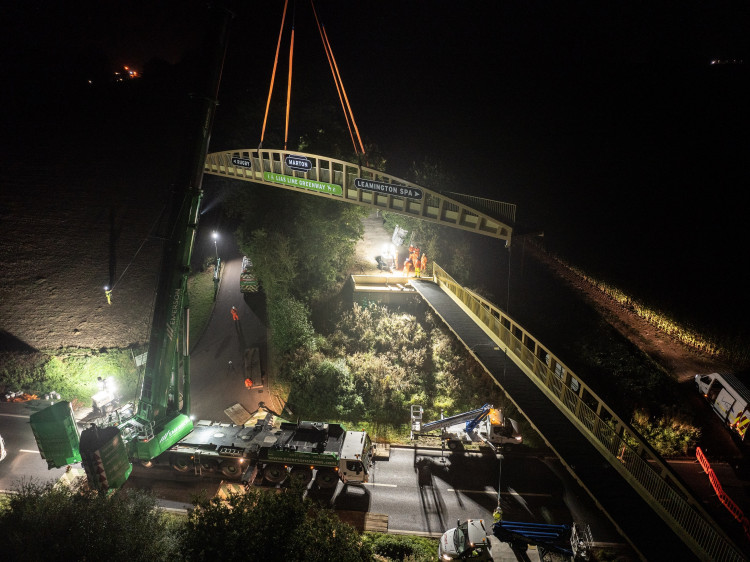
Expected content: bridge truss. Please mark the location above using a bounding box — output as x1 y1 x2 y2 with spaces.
204 148 515 245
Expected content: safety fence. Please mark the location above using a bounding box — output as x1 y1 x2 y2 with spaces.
696 447 750 542
431 262 746 562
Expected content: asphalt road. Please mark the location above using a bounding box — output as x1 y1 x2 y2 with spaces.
0 400 68 491
189 243 269 423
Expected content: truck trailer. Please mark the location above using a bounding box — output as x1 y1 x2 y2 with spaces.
695 372 750 442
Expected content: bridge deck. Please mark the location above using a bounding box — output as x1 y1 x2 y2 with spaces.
410 280 695 560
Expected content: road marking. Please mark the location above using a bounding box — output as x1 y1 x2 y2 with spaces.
20 449 39 454
363 482 397 487
448 489 553 497
0 413 29 419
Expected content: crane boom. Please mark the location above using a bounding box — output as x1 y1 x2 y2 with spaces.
30 1 235 491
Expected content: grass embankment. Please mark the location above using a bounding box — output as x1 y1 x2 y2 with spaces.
545 247 748 366
187 263 219 352
0 266 218 406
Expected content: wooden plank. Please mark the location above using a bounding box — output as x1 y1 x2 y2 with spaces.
336 510 389 533
224 403 251 425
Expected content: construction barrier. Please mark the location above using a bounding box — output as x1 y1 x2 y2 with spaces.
696 447 750 541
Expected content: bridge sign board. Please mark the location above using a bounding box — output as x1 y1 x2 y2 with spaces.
354 178 423 200
231 156 252 168
264 172 342 196
285 154 312 172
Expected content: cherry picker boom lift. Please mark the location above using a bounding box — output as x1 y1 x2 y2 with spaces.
410 404 522 451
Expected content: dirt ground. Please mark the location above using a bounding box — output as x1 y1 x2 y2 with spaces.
522 241 734 385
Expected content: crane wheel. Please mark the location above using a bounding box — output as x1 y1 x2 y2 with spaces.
220 461 241 479
200 461 217 472
170 455 190 472
315 468 338 489
447 440 458 451
289 466 313 485
263 464 288 484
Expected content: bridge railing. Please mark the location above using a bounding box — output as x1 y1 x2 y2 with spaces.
431 262 745 562
204 148 514 242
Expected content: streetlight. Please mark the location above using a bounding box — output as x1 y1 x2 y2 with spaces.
211 231 220 296
212 231 220 279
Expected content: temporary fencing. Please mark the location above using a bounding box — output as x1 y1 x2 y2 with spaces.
696 446 750 541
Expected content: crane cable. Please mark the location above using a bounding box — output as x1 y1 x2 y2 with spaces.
259 0 289 148
311 0 366 158
284 2 296 150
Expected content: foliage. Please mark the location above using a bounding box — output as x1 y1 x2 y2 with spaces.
283 351 364 419
268 296 317 356
0 481 181 561
0 347 141 405
181 483 371 562
230 189 367 305
362 532 438 561
187 263 220 352
0 350 49 395
630 409 701 457
281 303 513 434
573 321 682 416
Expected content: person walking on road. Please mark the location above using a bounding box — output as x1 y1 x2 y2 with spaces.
231 306 239 322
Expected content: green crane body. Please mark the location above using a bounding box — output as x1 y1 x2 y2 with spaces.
30 1 234 491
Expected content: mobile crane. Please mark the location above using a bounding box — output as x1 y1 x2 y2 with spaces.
30 1 234 491
29 3 373 493
410 404 522 451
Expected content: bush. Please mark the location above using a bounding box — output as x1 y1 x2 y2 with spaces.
363 532 437 561
0 348 140 404
1 482 181 561
269 296 316 356
630 409 701 457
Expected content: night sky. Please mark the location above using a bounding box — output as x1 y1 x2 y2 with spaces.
3 1 749 340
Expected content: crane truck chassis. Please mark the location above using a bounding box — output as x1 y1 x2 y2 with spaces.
32 404 373 490
167 413 373 487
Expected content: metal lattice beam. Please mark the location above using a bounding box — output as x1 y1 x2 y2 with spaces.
204 149 515 245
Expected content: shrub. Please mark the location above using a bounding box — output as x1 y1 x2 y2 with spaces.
630 409 701 457
269 296 316 356
363 532 437 561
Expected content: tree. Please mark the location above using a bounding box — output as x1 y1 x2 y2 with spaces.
0 481 181 561
180 484 371 561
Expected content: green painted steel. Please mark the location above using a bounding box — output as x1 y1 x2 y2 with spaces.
263 171 343 196
79 426 132 492
29 401 81 468
267 448 339 467
133 414 194 460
